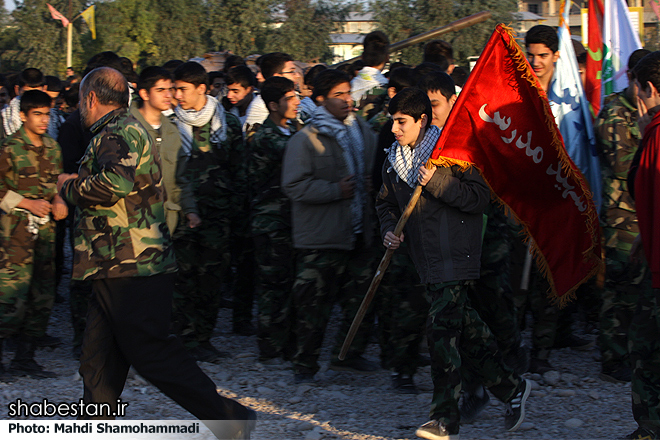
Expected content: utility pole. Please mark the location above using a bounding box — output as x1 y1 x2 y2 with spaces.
66 0 73 67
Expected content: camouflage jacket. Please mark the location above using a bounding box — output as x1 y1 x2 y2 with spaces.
175 110 247 235
248 117 295 236
61 108 176 280
594 91 641 247
0 126 62 218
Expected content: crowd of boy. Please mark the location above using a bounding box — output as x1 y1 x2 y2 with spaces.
0 24 658 440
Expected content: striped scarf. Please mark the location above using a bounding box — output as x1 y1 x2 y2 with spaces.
387 125 442 188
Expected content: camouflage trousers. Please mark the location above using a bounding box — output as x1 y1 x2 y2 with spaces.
172 219 231 348
0 212 56 339
426 281 520 432
378 244 427 376
630 288 660 432
599 246 650 371
253 228 296 361
291 237 377 374
229 234 255 328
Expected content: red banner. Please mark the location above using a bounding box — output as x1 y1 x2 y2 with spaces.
428 25 602 301
586 0 604 118
47 3 70 28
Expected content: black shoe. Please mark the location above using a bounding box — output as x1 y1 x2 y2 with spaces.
9 359 57 379
330 355 380 373
415 420 459 440
188 345 223 364
293 372 316 384
529 357 555 374
459 385 490 424
503 343 530 375
392 373 419 394
233 322 256 336
553 334 594 351
504 379 531 431
600 366 632 384
620 427 659 439
35 334 62 348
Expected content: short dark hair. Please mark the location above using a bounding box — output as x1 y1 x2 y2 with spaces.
80 67 129 108
261 76 295 106
225 65 257 89
525 25 559 53
629 49 652 78
162 59 185 73
45 75 63 93
18 68 45 89
174 61 208 88
387 67 418 94
64 84 80 108
388 87 432 129
84 51 123 77
304 64 328 87
419 71 456 101
259 52 294 79
20 90 52 113
208 71 225 83
634 51 660 94
424 40 454 64
223 54 245 73
450 66 468 88
361 31 389 67
312 69 351 102
413 62 445 79
137 66 173 92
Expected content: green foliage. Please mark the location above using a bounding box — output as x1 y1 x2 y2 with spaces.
267 0 348 63
371 0 518 67
204 0 273 55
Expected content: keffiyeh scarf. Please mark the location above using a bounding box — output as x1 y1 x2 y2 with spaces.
312 105 366 234
174 95 227 155
2 96 22 137
387 125 442 188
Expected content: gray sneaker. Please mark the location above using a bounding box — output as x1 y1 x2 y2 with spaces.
504 378 531 431
415 420 459 440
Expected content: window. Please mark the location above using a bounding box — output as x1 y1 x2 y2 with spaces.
528 3 539 13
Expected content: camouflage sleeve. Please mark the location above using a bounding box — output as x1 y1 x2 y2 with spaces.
62 132 137 208
175 147 198 216
0 142 24 212
247 127 275 199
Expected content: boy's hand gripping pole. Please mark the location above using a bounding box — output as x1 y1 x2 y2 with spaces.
339 183 424 360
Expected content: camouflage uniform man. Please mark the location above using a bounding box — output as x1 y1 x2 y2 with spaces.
0 91 68 380
58 67 255 433
351 31 390 121
248 77 299 363
172 62 247 362
594 48 653 384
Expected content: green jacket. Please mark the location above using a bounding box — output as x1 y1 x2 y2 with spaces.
61 108 177 280
130 104 184 235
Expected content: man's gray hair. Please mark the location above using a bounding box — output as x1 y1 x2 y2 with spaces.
80 67 129 108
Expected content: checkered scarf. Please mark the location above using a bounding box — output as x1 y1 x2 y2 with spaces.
2 96 22 137
311 105 366 234
387 125 442 188
174 95 228 156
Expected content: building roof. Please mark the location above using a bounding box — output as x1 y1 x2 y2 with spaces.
330 33 365 44
511 11 546 21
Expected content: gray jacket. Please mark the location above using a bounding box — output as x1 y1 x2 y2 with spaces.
376 159 490 284
281 116 377 250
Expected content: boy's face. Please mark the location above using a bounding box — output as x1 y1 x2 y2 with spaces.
20 106 50 136
319 82 353 121
526 43 559 83
209 77 225 97
140 79 173 113
174 80 206 111
391 111 426 147
226 83 253 105
271 90 300 120
427 90 456 129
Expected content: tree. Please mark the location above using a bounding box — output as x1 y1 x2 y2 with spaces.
203 0 274 56
153 0 206 64
266 0 347 63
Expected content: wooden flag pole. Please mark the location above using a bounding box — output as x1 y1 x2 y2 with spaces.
338 183 424 360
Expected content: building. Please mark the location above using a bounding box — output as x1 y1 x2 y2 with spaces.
329 12 379 63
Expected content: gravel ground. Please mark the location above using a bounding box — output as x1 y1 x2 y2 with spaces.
0 236 638 439
0 284 637 440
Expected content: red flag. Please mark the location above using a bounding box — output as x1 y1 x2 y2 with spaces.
586 0 604 118
428 24 602 302
47 3 70 28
